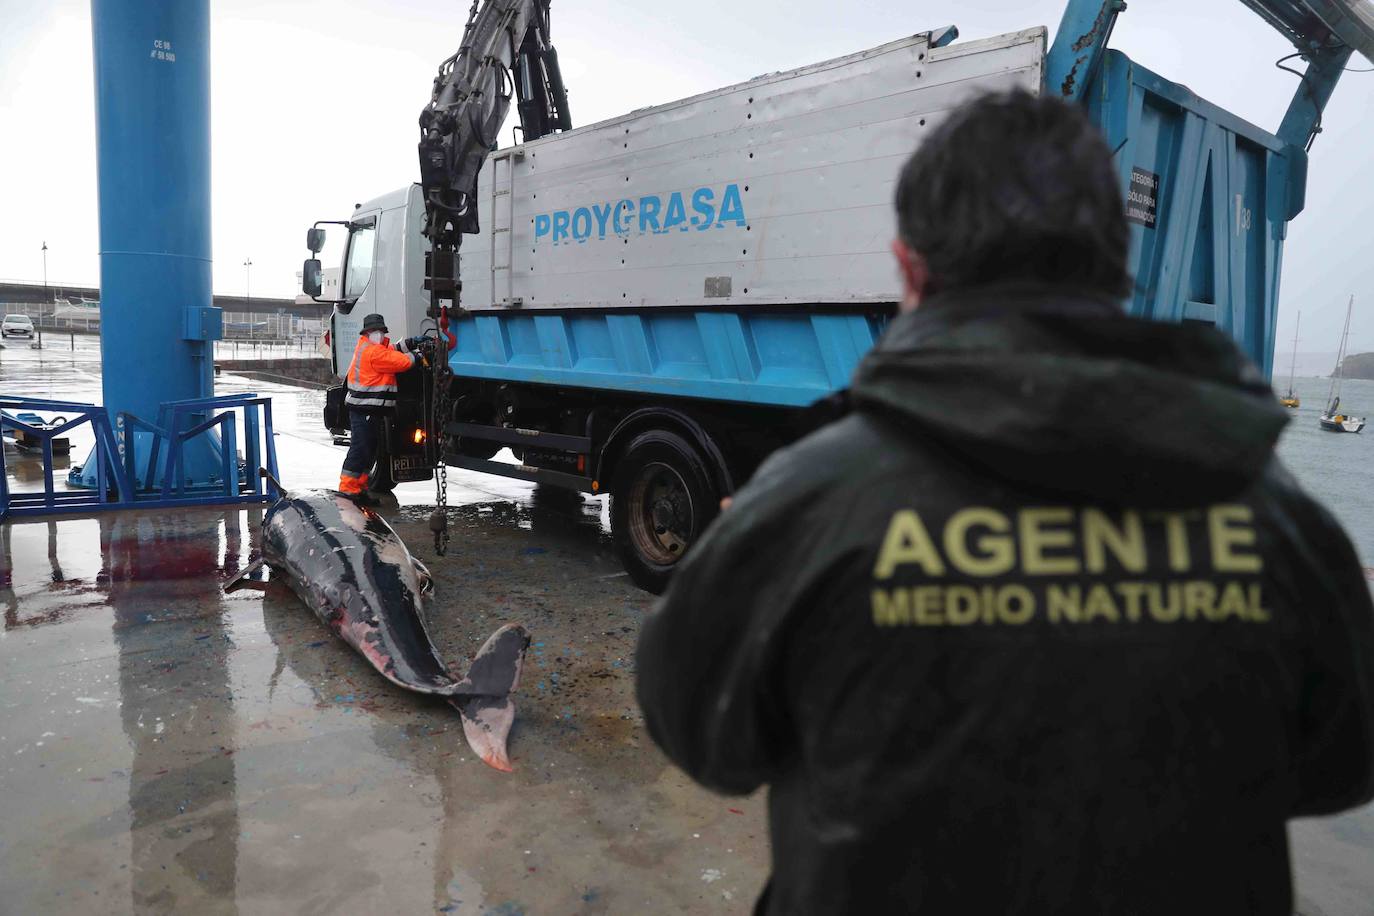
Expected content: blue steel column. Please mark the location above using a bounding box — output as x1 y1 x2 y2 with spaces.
91 0 214 473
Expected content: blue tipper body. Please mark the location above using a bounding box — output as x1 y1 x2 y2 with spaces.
1088 51 1293 380
444 1 1342 410
447 311 889 408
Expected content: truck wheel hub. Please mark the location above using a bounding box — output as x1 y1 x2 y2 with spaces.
628 461 693 564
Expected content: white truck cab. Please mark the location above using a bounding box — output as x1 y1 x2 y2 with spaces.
322 184 429 377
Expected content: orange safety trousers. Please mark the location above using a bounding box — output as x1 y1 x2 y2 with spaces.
339 471 369 494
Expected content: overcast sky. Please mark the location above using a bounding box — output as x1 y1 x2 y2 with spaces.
1 0 1371 362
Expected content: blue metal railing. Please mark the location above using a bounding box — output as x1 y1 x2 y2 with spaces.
1 393 279 520
145 393 280 501
1 397 132 517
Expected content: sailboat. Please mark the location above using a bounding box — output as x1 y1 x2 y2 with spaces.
1279 311 1300 408
1319 295 1365 433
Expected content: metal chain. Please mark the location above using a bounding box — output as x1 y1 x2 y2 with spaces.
430 305 452 556
423 0 479 557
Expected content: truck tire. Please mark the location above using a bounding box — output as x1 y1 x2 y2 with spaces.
610 429 720 594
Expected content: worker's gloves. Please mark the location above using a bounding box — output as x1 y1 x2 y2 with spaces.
404 336 429 352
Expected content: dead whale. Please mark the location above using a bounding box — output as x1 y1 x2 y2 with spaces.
248 475 530 771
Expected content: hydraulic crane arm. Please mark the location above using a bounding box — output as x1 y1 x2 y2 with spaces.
1048 0 1373 150
415 0 571 555
417 0 571 249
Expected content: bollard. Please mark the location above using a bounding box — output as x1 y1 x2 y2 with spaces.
70 331 75 351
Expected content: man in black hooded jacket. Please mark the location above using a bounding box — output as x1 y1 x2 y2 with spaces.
635 90 1374 914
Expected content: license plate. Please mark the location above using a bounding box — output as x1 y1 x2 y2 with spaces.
391 456 432 481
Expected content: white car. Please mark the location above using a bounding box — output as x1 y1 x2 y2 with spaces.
2 314 35 338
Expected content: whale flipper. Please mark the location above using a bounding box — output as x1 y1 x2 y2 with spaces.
412 558 434 596
225 559 267 592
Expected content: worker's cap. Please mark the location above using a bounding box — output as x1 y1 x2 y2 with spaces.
361 313 388 334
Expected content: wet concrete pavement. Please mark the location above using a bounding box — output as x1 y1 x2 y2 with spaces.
2 340 768 913
0 499 768 914
4 337 1373 914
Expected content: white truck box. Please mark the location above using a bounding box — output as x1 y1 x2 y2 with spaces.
459 27 1046 312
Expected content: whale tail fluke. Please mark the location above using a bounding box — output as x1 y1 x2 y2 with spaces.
452 623 530 772
456 695 518 772
466 623 530 695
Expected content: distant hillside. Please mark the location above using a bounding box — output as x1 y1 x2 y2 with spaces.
1336 352 1374 380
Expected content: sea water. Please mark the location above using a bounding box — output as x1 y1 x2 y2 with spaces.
1274 375 1374 565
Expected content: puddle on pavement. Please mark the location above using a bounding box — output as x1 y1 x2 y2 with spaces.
0 499 765 913
2 342 759 911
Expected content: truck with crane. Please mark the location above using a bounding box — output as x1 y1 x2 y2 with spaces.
302 0 1374 591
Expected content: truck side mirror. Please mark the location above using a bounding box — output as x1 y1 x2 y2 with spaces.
302 259 323 297
306 227 327 253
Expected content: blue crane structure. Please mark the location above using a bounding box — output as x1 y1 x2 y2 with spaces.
1046 0 1365 377
1 0 279 519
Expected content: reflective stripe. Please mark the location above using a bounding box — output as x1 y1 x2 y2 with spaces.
346 337 366 386
346 394 397 408
345 334 409 412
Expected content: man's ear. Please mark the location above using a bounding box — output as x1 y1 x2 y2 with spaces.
891 239 931 312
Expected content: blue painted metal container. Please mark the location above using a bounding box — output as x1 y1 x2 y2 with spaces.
1084 51 1292 376
448 310 890 408
90 0 222 479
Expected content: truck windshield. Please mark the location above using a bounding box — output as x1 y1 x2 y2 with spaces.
342 223 376 299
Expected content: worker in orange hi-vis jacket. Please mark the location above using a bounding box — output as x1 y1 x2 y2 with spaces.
338 313 428 502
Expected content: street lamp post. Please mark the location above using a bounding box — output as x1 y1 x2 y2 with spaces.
41 241 48 327
243 256 253 340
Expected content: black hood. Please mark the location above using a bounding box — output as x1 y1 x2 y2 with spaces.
849 285 1290 506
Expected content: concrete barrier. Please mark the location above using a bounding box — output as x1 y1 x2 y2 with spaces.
215 358 334 388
